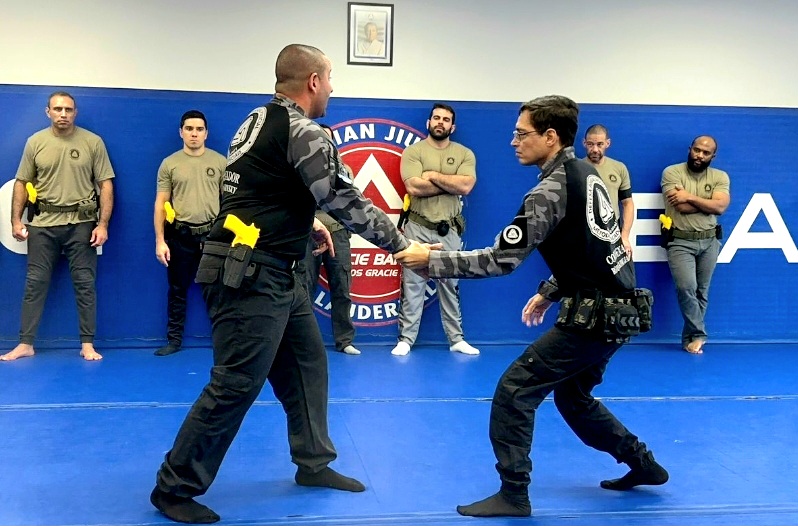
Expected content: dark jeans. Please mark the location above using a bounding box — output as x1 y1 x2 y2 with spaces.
490 326 648 493
20 222 97 344
155 254 337 497
297 229 355 351
165 228 205 346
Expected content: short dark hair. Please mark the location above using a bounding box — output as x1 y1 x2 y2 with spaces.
275 44 327 95
584 123 609 139
429 103 456 124
691 135 718 153
48 91 75 108
180 110 207 128
519 95 579 147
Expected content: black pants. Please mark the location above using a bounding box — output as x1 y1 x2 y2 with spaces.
490 326 648 493
155 254 337 497
20 223 97 344
297 229 355 351
165 228 205 346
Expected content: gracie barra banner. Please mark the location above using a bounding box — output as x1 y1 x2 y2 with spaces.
0 85 796 347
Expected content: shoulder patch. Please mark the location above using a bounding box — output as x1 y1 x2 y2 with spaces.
499 205 529 250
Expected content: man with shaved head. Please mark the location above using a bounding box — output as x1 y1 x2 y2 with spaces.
582 124 635 256
661 135 730 355
151 44 411 523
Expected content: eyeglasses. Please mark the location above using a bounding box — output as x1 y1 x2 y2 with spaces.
512 129 540 141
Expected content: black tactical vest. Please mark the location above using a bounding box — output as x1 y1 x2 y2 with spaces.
207 102 316 258
538 158 635 297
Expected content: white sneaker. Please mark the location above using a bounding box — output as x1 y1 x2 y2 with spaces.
341 345 361 355
390 341 411 356
450 341 480 355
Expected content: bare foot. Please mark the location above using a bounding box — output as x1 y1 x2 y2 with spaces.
684 340 704 354
80 344 103 361
0 343 35 361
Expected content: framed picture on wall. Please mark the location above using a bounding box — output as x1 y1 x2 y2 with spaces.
347 2 394 66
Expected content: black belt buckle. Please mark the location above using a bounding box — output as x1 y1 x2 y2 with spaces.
436 221 450 236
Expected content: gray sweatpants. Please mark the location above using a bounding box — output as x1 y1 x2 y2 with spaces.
397 220 465 346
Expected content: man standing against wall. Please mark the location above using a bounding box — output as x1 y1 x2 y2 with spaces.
582 124 635 255
2 91 114 362
391 103 479 356
662 136 730 354
153 110 226 356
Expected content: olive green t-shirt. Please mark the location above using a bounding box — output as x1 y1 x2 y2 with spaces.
661 162 730 231
156 149 226 224
583 156 631 219
400 139 476 222
15 127 115 227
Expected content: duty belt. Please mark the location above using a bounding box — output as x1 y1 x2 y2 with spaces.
408 210 462 234
203 241 296 270
672 228 715 241
37 202 80 213
174 220 213 236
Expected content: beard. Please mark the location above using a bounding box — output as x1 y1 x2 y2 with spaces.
687 154 712 172
428 125 451 141
588 151 603 163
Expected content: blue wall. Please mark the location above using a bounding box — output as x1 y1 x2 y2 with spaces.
1 84 796 348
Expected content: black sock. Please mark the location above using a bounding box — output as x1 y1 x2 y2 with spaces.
155 344 181 356
150 487 220 523
601 456 669 490
456 491 531 517
295 467 366 492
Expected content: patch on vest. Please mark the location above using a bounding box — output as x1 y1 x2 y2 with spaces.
586 174 621 243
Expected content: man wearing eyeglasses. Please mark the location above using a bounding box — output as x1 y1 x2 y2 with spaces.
397 95 668 517
582 124 635 255
390 103 479 357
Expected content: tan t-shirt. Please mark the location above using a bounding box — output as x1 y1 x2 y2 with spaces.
157 149 226 224
16 127 115 227
661 162 730 231
400 139 476 222
583 156 631 219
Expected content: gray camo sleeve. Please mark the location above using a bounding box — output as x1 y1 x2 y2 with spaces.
427 171 567 279
288 116 409 254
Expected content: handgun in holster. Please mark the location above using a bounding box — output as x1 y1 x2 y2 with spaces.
659 214 673 248
221 214 260 289
163 202 177 239
25 183 39 222
397 194 411 231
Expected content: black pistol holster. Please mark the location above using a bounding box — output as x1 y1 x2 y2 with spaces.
25 202 39 222
222 244 254 289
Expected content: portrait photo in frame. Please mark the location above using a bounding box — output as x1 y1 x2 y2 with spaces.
347 2 394 66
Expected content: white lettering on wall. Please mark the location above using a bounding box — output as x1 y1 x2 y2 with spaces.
718 193 798 263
